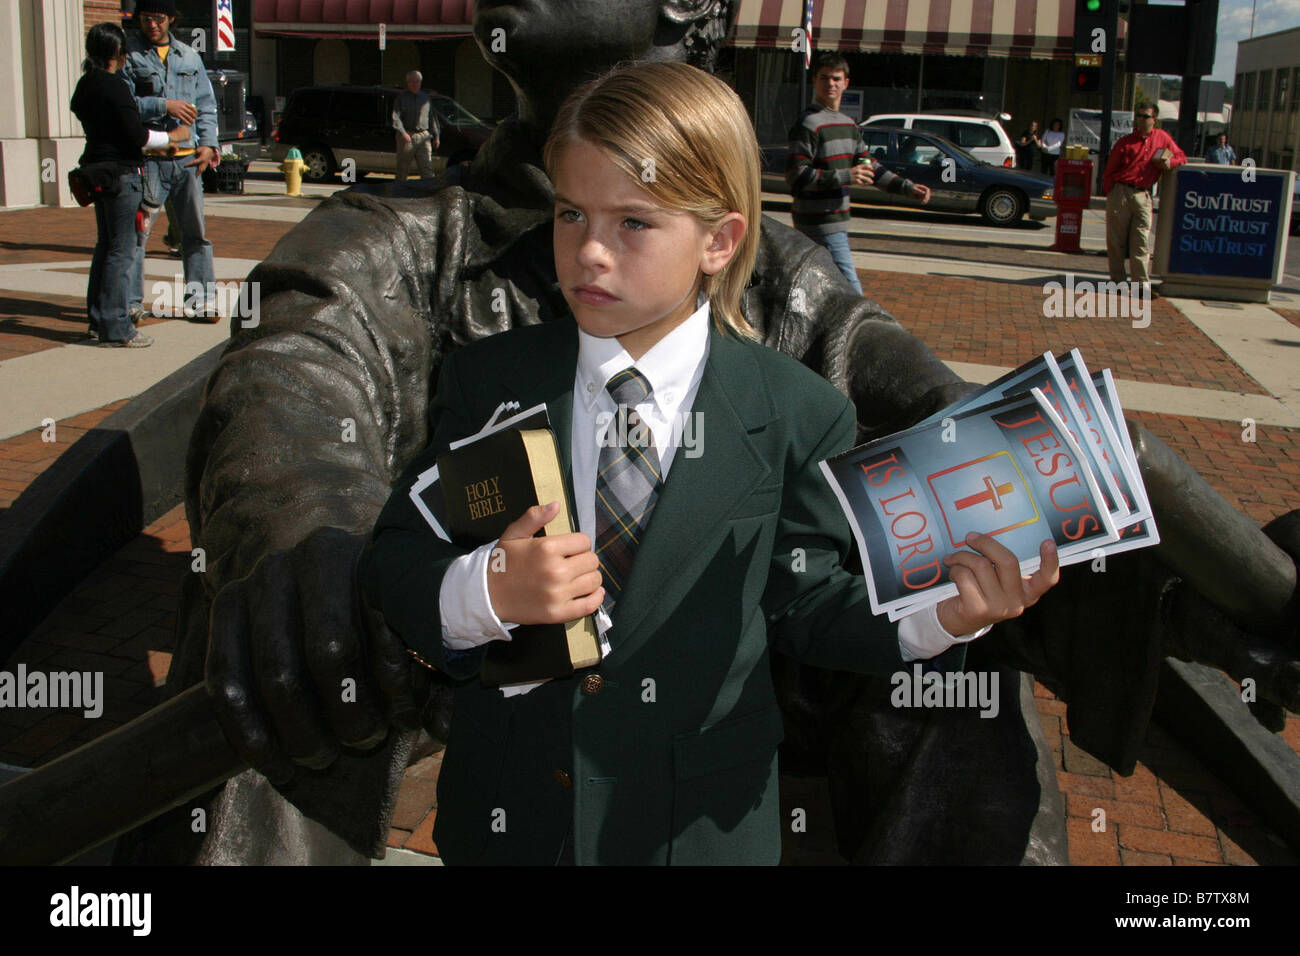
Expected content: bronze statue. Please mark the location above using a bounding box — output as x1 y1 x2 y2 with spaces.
113 0 1297 864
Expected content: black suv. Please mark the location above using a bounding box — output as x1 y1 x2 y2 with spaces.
271 85 493 182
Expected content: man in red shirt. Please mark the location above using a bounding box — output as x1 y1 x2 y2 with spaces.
1102 106 1186 286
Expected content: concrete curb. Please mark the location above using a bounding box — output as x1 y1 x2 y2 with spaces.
1155 659 1300 851
0 344 222 660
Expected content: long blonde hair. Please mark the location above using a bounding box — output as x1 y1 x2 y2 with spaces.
543 61 761 340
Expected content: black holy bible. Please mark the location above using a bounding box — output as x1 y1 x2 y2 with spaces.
437 427 601 686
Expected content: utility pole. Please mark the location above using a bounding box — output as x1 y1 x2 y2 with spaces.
1097 0 1121 193
1176 0 1217 156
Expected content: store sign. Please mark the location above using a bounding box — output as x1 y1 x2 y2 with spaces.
1166 168 1288 279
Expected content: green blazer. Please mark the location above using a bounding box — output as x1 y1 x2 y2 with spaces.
363 316 910 865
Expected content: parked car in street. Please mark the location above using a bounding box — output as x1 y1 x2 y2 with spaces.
862 111 1017 168
763 126 1055 226
270 85 493 182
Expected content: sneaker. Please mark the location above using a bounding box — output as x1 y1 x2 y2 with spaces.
129 306 147 326
168 246 183 259
99 332 155 348
83 328 99 343
185 301 222 323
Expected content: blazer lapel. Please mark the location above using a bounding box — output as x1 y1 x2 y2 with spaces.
496 320 578 493
608 331 779 662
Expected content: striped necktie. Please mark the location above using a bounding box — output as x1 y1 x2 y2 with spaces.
594 367 662 613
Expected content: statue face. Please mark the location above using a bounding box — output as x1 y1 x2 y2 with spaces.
475 0 670 79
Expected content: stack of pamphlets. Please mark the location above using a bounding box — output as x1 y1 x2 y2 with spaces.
820 349 1158 620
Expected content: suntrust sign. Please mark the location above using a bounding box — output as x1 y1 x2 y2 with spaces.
1154 164 1294 302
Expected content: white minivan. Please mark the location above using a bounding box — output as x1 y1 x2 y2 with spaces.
862 112 1017 167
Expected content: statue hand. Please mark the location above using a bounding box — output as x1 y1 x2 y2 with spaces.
204 527 432 784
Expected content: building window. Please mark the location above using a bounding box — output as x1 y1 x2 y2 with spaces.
1258 70 1271 111
1293 68 1300 112
1240 72 1255 111
1276 70 1289 112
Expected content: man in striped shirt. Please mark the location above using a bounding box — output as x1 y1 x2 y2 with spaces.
786 54 930 293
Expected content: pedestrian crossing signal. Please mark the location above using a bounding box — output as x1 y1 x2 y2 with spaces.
1073 66 1100 93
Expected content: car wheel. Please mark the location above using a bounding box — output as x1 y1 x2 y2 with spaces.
300 147 335 183
980 187 1025 226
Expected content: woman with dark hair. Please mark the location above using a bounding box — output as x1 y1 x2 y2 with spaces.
70 22 189 347
1041 118 1065 176
1015 119 1042 170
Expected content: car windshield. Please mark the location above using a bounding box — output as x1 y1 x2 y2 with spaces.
433 98 488 127
922 134 982 165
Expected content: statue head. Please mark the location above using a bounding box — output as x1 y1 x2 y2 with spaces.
474 0 737 94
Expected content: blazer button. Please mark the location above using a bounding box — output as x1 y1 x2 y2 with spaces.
582 673 604 695
554 769 572 788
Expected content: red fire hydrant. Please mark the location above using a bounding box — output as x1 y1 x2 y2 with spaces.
1051 157 1093 253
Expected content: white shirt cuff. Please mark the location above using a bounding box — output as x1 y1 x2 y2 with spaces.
144 129 171 150
897 602 991 662
438 539 515 650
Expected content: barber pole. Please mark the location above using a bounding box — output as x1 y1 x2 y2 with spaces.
215 0 235 52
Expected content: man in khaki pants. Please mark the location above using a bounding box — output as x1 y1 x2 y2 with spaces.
1101 107 1186 286
392 70 440 181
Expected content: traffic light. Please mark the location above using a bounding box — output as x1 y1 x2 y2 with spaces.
1074 0 1110 55
1073 64 1101 93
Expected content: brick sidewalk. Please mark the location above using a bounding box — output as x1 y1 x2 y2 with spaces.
1 212 1297 864
0 206 297 362
861 268 1267 394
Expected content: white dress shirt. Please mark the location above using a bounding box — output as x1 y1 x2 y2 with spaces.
437 302 984 687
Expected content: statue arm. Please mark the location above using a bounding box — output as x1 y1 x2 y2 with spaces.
184 193 458 784
752 219 979 439
187 192 441 594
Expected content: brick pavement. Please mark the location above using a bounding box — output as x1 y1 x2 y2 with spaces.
1 204 1297 865
860 268 1267 394
0 206 297 363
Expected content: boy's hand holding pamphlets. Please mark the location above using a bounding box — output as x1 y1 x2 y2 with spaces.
820 348 1159 624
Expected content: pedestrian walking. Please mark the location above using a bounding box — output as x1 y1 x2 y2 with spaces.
1206 133 1237 165
786 53 930 294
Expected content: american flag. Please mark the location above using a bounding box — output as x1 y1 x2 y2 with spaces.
215 0 235 52
803 0 814 69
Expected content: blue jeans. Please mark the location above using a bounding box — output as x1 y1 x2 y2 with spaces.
131 157 216 313
803 229 862 294
88 169 144 343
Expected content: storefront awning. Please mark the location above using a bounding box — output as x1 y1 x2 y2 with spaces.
732 0 1079 60
253 0 474 38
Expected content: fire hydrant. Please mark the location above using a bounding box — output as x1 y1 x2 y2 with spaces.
281 147 308 196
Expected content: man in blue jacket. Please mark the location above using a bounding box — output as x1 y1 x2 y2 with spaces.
122 0 221 322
